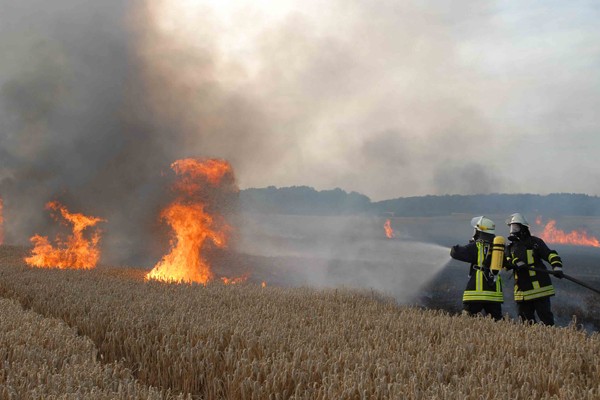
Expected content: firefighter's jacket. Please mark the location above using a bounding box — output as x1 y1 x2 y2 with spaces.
451 239 503 303
506 236 562 302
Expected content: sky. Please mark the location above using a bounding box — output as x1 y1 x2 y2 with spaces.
0 0 599 246
144 0 600 200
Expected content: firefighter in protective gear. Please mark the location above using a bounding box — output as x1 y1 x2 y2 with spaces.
450 216 503 321
505 213 563 326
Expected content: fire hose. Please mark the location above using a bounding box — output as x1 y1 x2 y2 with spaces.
527 267 600 296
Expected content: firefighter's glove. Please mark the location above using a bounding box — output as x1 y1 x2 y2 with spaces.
450 245 459 258
552 266 564 279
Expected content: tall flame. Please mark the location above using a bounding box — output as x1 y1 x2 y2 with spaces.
146 158 236 284
25 202 105 269
384 219 395 239
536 217 600 247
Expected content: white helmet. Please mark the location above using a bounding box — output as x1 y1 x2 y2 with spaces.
505 213 529 227
471 216 495 234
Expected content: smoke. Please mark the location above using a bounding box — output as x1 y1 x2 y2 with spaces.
1 0 598 263
235 213 450 302
0 0 167 263
432 162 506 195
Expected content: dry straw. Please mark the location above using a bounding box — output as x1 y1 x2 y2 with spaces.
0 246 598 399
0 297 185 399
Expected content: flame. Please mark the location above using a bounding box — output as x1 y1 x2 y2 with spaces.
0 197 4 245
221 274 249 285
171 158 234 194
261 281 267 288
25 202 105 269
536 217 600 247
384 219 395 239
146 158 237 284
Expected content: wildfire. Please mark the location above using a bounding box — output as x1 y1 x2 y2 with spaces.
25 201 105 269
384 219 395 239
146 158 237 284
536 217 600 248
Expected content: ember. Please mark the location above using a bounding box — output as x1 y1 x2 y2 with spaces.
221 274 249 285
25 201 105 269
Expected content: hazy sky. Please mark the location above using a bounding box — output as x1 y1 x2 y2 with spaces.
146 0 600 200
1 0 599 210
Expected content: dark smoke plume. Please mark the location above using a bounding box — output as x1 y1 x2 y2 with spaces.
0 1 194 263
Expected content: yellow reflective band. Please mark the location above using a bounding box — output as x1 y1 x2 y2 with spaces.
532 280 540 289
463 293 503 302
476 242 484 266
527 250 534 264
529 270 536 277
549 253 559 261
514 285 555 301
463 272 503 302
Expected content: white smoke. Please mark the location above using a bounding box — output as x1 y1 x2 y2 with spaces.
234 213 450 302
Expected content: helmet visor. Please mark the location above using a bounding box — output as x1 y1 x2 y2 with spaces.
509 223 521 234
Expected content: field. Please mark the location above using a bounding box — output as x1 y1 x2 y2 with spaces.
1 239 600 399
230 213 600 329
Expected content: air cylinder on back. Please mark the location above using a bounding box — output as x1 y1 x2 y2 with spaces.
490 236 505 271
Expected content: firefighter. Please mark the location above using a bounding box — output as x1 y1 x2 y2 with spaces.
505 213 564 326
450 216 503 320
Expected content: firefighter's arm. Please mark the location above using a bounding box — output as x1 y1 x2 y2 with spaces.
502 244 518 270
450 242 477 264
503 244 526 271
534 237 564 278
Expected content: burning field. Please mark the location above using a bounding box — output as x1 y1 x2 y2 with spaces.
1 0 600 396
1 204 600 397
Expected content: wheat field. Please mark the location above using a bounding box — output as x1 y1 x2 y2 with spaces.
0 245 599 399
0 297 188 400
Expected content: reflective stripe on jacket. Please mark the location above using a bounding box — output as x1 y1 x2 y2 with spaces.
462 241 503 303
507 236 561 302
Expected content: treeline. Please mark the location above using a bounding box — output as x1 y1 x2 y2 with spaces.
373 193 600 217
240 186 371 215
239 186 600 217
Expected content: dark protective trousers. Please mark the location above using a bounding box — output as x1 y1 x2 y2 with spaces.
517 297 554 326
463 302 502 321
